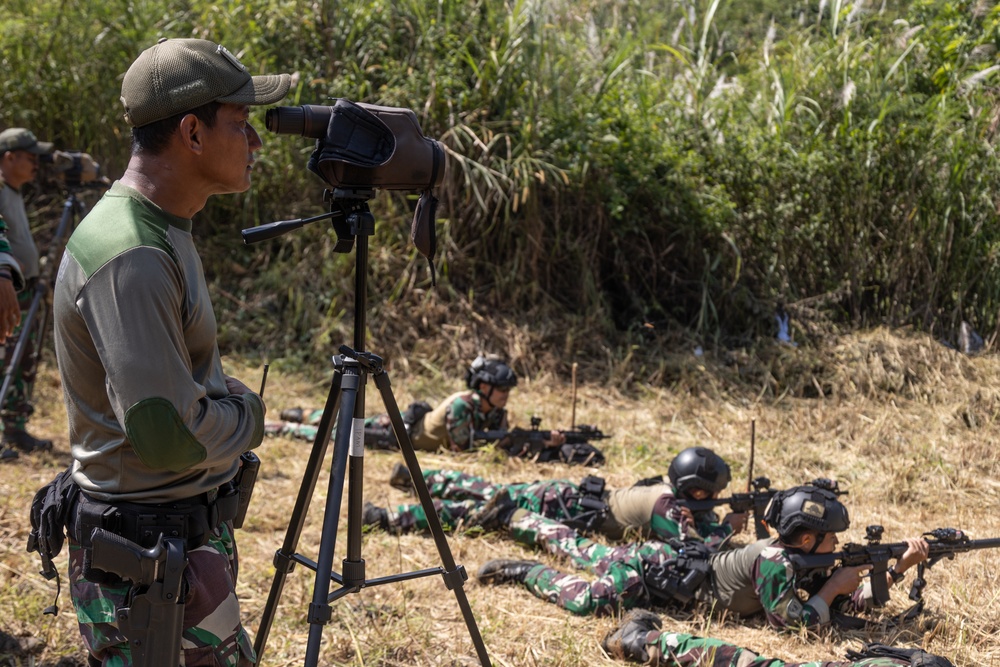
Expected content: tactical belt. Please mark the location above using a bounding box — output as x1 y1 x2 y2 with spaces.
69 484 240 551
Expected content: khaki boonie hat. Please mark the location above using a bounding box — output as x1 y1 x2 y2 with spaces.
0 128 54 155
121 38 291 128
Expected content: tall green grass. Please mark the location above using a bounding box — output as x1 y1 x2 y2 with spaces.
1 0 998 376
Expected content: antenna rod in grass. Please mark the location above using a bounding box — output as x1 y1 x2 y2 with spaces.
571 362 578 429
259 363 270 397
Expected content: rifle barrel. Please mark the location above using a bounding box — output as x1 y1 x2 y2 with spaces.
790 534 1000 571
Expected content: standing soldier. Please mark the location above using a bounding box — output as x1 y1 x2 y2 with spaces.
52 38 289 666
0 127 55 454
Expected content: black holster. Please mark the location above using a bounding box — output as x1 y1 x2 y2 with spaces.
561 475 610 533
90 528 187 667
643 541 713 606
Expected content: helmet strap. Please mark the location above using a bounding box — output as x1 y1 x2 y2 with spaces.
477 384 496 410
808 532 827 555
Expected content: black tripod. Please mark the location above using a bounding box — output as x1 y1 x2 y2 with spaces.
243 189 491 666
0 189 89 410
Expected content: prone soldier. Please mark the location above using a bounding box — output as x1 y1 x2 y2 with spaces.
602 609 954 667
478 483 929 628
364 446 747 548
268 354 608 465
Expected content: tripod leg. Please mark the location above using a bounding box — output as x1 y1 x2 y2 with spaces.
303 360 362 666
372 370 493 666
253 369 344 663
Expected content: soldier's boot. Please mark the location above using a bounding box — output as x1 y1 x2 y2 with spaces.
476 559 539 586
3 429 52 453
0 444 18 461
389 462 413 492
601 609 664 664
362 502 390 531
465 489 518 532
279 407 304 423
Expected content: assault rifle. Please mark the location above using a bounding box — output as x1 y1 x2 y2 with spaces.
676 477 845 540
475 416 611 458
788 525 1000 607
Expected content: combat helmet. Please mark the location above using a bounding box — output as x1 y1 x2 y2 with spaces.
763 484 850 541
667 447 732 498
465 355 518 390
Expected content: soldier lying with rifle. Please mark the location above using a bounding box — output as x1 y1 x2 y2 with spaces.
478 483 943 628
363 447 747 547
267 354 608 465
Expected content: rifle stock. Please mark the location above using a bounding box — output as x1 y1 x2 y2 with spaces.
788 527 1000 606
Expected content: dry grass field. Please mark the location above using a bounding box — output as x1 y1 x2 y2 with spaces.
2 327 999 666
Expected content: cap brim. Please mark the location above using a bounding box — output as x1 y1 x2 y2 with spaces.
25 141 55 155
217 74 292 106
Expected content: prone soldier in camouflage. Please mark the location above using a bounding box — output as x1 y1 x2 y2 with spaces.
262 356 531 450
601 608 954 667
479 483 930 627
364 447 746 547
409 355 565 452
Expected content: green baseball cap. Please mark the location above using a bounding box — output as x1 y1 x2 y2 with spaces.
121 38 292 128
0 128 54 155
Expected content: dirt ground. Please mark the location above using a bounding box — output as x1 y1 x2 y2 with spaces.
1 327 999 666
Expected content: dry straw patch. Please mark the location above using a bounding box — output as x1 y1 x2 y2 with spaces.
2 328 1000 666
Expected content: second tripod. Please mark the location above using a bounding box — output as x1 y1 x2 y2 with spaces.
245 192 491 666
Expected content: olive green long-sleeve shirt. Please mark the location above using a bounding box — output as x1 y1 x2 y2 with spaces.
54 182 264 503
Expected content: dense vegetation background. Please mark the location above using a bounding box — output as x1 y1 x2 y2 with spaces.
2 0 999 385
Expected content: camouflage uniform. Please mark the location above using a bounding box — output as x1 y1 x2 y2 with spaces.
384 469 580 533
506 511 870 624
386 470 733 549
264 408 324 442
1 286 41 430
0 214 24 460
624 629 924 667
68 522 254 666
410 390 506 451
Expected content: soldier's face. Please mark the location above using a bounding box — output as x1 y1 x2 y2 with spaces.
0 149 38 188
815 531 839 553
481 384 511 409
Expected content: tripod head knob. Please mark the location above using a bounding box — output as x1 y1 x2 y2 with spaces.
338 346 384 374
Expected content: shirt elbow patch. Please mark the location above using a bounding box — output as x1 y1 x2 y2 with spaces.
124 397 207 472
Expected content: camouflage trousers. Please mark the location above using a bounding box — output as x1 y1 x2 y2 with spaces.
639 631 914 667
510 511 677 616
68 522 254 666
2 289 40 430
388 469 580 533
